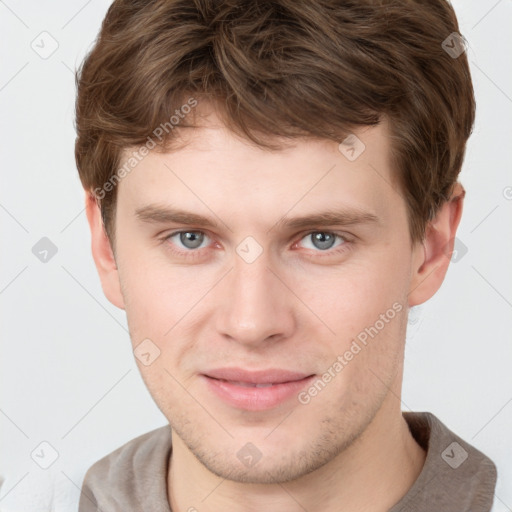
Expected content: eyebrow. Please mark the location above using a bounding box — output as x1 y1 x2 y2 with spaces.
134 204 380 231
135 205 221 229
273 208 380 231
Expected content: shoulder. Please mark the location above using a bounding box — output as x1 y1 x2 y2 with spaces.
86 425 172 476
415 411 497 481
395 411 497 512
78 425 173 512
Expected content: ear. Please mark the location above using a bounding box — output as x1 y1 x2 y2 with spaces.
84 191 125 310
408 182 465 307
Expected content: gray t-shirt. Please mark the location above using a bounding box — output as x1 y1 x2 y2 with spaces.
78 412 497 512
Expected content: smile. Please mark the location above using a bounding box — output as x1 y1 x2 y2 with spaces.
201 368 315 411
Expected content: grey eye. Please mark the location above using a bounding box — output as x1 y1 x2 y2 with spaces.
310 232 336 250
178 231 205 249
300 232 345 251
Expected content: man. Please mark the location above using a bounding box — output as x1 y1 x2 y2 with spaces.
75 0 497 510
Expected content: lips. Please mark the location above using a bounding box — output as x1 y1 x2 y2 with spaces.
204 367 311 385
225 381 274 388
202 368 315 411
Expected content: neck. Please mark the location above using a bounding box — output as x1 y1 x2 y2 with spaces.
168 389 426 512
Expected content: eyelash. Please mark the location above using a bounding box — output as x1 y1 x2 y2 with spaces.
159 229 353 260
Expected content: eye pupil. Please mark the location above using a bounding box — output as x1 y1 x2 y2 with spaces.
312 232 336 250
180 231 204 249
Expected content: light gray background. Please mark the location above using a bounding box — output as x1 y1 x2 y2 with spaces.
1 1 511 510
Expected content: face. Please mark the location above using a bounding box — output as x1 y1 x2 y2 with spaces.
106 110 426 484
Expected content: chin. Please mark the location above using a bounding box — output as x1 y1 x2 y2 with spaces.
192 442 341 485
202 458 315 485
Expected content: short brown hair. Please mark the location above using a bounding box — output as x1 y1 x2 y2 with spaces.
74 0 475 248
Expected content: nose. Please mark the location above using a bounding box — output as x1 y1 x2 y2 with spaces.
214 251 297 348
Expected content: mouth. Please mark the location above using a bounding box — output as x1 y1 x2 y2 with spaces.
201 368 315 411
216 381 276 388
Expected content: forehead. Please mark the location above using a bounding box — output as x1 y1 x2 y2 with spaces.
116 112 403 232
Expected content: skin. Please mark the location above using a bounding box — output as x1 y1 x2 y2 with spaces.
86 104 464 511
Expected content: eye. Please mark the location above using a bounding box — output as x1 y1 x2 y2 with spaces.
298 231 347 251
161 229 351 259
166 230 210 250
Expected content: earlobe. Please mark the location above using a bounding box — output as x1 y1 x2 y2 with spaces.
84 191 125 310
408 183 465 307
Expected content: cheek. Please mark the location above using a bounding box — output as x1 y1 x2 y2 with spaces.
301 300 408 416
117 252 215 399
117 242 203 338
296 251 410 342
